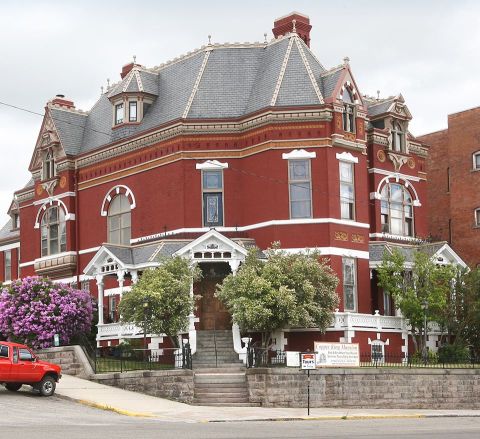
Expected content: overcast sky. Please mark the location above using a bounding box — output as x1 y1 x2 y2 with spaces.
1 0 479 224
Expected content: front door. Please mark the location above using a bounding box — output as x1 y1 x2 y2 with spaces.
195 263 232 330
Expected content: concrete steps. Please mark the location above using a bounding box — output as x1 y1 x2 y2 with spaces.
193 330 243 369
193 371 257 406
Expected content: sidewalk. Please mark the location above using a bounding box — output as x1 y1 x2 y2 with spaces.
56 375 480 423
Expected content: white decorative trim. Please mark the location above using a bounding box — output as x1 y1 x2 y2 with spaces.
132 217 370 244
282 149 316 160
369 232 423 242
100 185 136 216
281 247 369 260
34 199 73 229
270 36 295 106
104 286 132 297
0 242 20 252
183 50 211 119
336 152 358 163
376 175 421 206
79 246 101 255
33 192 76 206
195 159 229 170
368 168 423 182
294 37 324 104
369 192 382 200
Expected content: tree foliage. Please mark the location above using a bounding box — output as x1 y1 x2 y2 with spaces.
0 276 94 349
118 257 201 347
216 246 339 348
377 249 457 353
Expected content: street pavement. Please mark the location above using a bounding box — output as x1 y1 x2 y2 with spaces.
56 374 480 422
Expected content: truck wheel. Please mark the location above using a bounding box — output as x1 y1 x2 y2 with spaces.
5 383 22 392
39 376 56 397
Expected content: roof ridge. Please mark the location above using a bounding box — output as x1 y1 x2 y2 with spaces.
182 49 212 119
270 35 295 106
295 36 326 71
294 36 324 104
320 64 345 76
47 102 88 116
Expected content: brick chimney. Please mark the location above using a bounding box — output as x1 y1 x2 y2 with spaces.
51 94 75 109
272 12 312 47
121 61 142 79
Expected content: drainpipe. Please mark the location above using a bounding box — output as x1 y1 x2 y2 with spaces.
74 169 80 287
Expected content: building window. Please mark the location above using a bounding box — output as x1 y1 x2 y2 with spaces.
41 206 66 257
129 101 137 122
381 183 414 236
288 160 312 218
43 149 55 180
475 209 480 227
391 121 405 152
4 250 11 282
383 290 392 316
342 257 357 312
342 88 355 133
202 170 224 227
115 103 124 125
339 161 355 220
108 195 131 245
12 213 19 229
473 152 480 170
371 342 385 363
109 296 117 323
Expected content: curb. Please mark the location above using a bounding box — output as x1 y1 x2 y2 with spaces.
207 414 426 422
78 399 155 418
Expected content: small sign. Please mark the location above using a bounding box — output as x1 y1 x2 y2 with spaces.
53 334 60 347
301 353 316 370
286 351 300 367
314 342 360 367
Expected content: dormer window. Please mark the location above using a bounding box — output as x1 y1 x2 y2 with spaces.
129 101 137 122
391 121 405 153
43 149 55 180
11 213 19 229
115 103 124 125
342 88 355 133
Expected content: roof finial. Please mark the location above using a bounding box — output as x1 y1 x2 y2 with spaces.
101 85 104 95
264 32 268 43
208 34 212 45
343 56 350 66
106 78 110 89
133 55 136 64
377 90 381 100
292 19 297 33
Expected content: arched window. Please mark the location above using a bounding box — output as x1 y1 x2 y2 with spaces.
108 195 131 245
41 206 66 256
342 88 355 133
391 121 405 152
380 183 413 236
43 149 55 180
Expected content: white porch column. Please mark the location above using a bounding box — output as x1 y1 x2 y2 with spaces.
229 257 245 361
117 270 126 299
188 271 198 354
228 259 241 274
96 274 105 325
131 270 139 284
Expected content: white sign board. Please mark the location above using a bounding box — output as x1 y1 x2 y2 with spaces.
286 351 300 367
314 342 360 367
301 353 316 370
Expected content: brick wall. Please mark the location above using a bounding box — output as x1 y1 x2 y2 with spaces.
246 367 480 408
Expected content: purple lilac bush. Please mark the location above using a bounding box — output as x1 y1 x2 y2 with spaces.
0 276 94 349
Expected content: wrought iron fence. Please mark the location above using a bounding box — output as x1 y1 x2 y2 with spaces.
246 347 480 369
94 345 192 373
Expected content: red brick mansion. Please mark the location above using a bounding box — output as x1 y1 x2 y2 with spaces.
0 12 465 359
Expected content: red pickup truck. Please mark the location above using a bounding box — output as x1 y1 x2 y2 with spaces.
0 341 61 396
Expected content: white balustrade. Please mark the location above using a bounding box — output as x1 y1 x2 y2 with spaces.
329 312 405 331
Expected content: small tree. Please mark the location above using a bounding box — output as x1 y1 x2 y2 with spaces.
118 257 201 348
377 248 455 354
0 276 94 349
216 245 339 349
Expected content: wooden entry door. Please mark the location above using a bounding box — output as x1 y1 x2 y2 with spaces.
195 263 232 330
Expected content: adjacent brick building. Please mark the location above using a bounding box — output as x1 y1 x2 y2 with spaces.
419 106 480 267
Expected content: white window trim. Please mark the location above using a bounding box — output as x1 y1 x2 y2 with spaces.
475 208 480 226
101 185 136 217
282 149 316 160
336 152 358 164
473 152 480 170
196 160 229 170
34 199 74 229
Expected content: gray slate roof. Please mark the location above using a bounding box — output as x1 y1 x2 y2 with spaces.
0 219 19 242
320 67 343 99
365 98 395 118
369 242 447 264
48 34 330 157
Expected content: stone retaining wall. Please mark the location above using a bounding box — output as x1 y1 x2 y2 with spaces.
246 367 480 409
36 346 92 377
91 370 194 403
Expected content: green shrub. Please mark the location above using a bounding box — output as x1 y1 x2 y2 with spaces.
438 344 470 363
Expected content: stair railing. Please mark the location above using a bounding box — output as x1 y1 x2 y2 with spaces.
213 316 218 368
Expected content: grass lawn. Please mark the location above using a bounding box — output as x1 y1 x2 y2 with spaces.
95 357 177 373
